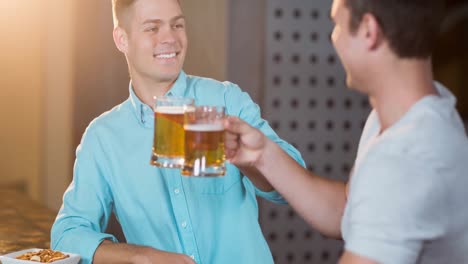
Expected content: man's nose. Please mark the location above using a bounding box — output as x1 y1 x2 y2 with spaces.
158 25 177 44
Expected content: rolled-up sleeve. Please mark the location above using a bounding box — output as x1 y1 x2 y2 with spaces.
51 125 117 264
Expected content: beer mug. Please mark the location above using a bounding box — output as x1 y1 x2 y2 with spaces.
151 96 195 168
182 106 226 177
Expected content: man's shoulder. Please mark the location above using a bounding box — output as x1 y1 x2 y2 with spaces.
375 109 467 166
186 74 240 92
352 133 467 214
185 74 251 111
86 100 131 134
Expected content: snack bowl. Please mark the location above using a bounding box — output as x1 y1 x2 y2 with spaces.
0 248 80 264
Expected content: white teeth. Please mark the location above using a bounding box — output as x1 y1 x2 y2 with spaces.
155 53 176 59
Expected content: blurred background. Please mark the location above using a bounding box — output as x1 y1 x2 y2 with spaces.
0 0 466 263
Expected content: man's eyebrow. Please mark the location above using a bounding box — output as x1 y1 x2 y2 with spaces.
142 15 185 25
171 15 185 22
142 18 163 25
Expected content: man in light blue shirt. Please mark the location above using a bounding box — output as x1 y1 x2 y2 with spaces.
50 0 304 263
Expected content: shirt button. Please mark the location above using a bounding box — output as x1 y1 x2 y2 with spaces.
174 188 180 194
181 221 187 229
190 255 195 260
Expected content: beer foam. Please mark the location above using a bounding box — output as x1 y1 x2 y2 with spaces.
184 123 224 131
155 106 192 114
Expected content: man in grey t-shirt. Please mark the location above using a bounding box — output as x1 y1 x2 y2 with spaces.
340 81 468 263
222 0 468 263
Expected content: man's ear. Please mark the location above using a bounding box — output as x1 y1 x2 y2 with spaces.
361 13 383 51
113 26 129 54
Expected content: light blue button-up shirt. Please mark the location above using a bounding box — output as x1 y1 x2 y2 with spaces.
51 71 305 264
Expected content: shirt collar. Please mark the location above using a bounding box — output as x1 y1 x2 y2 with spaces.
128 71 189 128
165 71 188 97
434 81 456 106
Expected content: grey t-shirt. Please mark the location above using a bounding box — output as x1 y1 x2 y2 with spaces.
341 82 468 264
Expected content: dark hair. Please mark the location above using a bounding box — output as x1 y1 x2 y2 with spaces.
345 0 445 59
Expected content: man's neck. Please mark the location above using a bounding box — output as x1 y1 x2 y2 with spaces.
131 75 177 108
366 58 437 133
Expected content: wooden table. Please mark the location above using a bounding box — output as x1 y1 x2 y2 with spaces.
0 190 56 255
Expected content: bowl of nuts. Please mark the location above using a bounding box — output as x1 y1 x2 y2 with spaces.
0 248 80 264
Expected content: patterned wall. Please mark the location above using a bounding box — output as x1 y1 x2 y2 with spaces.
259 1 371 263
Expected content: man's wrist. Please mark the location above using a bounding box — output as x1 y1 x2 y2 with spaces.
254 139 277 174
128 245 152 264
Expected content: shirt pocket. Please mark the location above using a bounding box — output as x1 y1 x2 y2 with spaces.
181 164 241 194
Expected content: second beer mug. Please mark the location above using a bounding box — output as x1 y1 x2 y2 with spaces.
151 96 195 168
182 106 226 177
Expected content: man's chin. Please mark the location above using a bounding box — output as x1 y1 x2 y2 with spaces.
153 71 181 83
346 78 367 94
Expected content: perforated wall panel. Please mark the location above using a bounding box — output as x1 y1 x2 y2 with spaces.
260 1 371 263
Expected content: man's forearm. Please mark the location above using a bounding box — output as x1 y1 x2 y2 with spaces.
93 240 145 264
93 240 194 264
256 140 347 239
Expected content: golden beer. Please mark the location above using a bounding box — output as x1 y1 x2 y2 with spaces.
182 106 226 176
151 97 194 168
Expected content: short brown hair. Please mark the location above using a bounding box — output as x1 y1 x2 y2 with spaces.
345 0 445 59
111 0 137 29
